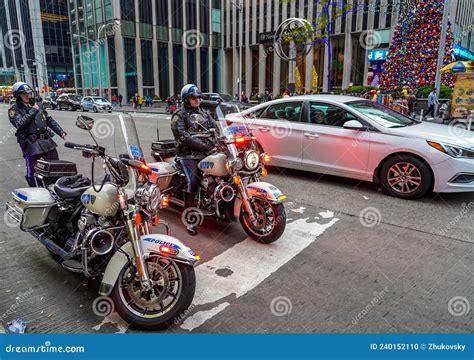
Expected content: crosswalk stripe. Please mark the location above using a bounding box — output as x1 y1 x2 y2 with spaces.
180 216 339 331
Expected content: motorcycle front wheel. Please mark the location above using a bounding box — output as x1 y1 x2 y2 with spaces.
111 255 196 330
240 198 286 244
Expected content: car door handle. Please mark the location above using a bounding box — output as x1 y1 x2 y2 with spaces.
258 126 270 132
304 132 319 139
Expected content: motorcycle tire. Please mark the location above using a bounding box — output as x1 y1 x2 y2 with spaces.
111 257 196 330
240 199 286 244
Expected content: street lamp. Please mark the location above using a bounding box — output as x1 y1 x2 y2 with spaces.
230 0 243 102
73 19 120 97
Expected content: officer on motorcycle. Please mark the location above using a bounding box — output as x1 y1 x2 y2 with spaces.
8 82 67 186
170 84 220 236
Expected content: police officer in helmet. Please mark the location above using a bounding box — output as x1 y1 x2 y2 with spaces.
171 84 220 236
8 82 67 186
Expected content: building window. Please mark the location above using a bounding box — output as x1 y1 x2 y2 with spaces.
200 0 209 33
212 48 220 92
141 40 153 86
385 0 393 28
187 49 196 84
156 0 169 27
120 0 135 21
172 0 183 29
123 37 137 99
139 0 152 24
200 48 209 91
173 44 183 94
186 0 197 30
107 37 117 87
157 42 169 98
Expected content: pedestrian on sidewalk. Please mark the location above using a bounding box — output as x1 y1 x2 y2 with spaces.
408 91 417 117
138 95 143 109
425 87 438 119
118 93 123 107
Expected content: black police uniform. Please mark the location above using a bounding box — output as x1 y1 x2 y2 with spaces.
170 105 220 203
8 99 65 186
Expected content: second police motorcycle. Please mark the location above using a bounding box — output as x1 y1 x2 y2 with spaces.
151 105 287 244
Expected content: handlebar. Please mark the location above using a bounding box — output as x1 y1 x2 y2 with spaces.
64 141 83 149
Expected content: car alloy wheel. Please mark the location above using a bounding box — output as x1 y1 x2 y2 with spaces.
386 162 422 194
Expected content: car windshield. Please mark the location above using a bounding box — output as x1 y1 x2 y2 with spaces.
220 93 234 102
70 95 82 101
93 97 108 102
347 100 418 128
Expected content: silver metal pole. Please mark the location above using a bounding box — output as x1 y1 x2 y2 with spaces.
434 0 449 116
239 1 243 102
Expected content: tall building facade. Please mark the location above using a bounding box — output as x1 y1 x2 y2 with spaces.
222 0 474 96
69 0 223 100
0 0 73 90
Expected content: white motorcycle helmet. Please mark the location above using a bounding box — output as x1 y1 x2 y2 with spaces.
12 82 33 97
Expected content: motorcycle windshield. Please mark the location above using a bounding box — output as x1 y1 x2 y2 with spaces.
118 113 145 162
222 125 251 140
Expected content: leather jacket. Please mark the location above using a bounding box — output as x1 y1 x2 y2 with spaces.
8 100 65 157
170 105 220 160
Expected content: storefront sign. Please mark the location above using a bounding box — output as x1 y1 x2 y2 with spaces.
258 31 275 44
367 49 388 61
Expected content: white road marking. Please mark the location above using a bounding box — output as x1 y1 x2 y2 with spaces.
319 210 334 219
290 206 306 214
181 302 231 331
92 312 129 334
180 216 339 331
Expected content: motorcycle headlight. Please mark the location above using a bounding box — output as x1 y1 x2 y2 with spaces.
427 141 474 158
244 150 259 170
227 158 244 172
135 183 160 211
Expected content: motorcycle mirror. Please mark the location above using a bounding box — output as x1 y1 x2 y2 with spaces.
76 115 94 130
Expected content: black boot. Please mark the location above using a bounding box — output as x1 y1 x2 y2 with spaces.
25 176 36 187
183 191 198 236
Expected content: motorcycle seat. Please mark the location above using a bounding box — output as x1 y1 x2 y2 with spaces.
54 175 91 199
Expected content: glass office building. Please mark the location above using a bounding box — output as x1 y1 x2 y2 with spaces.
0 0 74 92
69 0 223 100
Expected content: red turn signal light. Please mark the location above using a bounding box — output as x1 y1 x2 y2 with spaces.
159 245 179 256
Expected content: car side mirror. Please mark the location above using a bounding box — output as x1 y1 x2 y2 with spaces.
76 115 94 130
343 120 366 130
216 98 222 104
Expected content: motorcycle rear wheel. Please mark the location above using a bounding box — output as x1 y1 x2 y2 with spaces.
112 255 196 330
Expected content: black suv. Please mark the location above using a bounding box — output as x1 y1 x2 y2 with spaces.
56 94 82 111
43 95 58 110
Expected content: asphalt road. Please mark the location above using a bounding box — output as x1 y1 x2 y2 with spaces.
0 105 472 334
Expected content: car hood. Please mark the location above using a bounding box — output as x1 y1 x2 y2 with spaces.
385 122 474 149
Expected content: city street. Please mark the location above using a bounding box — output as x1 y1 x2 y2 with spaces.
0 104 472 334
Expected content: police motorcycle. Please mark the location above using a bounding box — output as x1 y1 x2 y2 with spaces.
151 106 287 244
5 114 198 329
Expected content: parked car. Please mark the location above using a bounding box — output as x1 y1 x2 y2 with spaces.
201 92 253 119
43 95 58 110
225 95 474 199
56 94 82 111
81 96 112 113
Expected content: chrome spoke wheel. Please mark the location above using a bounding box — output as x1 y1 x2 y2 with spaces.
387 162 422 194
242 198 276 237
118 256 182 319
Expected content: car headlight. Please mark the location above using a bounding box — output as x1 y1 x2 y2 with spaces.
244 150 259 170
427 141 474 158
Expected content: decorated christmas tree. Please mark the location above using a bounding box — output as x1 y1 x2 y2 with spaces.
379 0 454 92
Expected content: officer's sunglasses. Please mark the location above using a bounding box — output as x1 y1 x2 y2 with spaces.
189 95 202 101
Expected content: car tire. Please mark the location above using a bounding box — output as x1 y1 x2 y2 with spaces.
80 106 85 112
93 106 98 113
379 155 432 200
68 104 73 111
